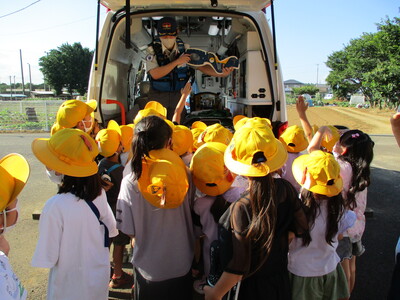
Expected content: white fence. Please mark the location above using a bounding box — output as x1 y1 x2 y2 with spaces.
0 100 64 132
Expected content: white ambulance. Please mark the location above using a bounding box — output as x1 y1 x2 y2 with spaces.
88 0 288 135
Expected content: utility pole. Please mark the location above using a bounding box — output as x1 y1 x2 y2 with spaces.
28 63 32 97
9 76 13 100
316 64 319 86
20 49 25 95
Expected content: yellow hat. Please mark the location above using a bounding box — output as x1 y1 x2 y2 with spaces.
56 99 96 129
95 120 122 157
172 125 193 156
279 125 309 153
164 119 175 131
138 148 188 209
292 150 343 197
233 115 246 128
234 117 272 131
191 128 205 152
199 123 233 146
32 128 99 177
50 122 62 136
134 108 165 124
225 125 288 177
191 121 207 130
0 154 30 211
120 124 135 152
144 101 167 118
190 142 235 196
321 125 340 153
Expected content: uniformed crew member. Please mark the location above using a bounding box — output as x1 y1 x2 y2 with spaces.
145 17 233 120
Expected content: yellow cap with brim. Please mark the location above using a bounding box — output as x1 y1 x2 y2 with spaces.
134 108 165 124
95 120 122 157
279 125 309 153
200 123 233 146
191 121 207 130
56 99 95 129
234 117 272 131
292 150 343 197
0 154 30 211
144 101 167 118
32 128 99 177
225 125 287 177
120 124 135 152
191 142 235 196
321 125 340 152
191 128 204 152
172 125 193 156
138 148 188 209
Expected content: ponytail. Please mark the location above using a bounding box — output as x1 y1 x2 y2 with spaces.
131 116 172 180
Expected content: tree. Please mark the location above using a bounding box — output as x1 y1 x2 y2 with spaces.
292 85 319 96
326 17 400 107
39 43 93 96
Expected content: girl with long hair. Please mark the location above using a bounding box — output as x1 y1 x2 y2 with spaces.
204 119 310 300
288 150 356 300
333 129 374 296
116 115 195 300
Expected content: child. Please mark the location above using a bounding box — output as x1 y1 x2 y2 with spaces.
31 128 118 300
172 81 192 124
190 142 246 293
47 99 97 184
288 150 356 300
50 99 97 135
204 121 310 300
119 124 135 167
332 129 374 296
172 124 194 166
0 153 30 300
116 115 195 300
279 125 309 192
95 120 133 288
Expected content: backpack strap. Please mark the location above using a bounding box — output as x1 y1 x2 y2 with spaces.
106 163 122 175
85 200 110 247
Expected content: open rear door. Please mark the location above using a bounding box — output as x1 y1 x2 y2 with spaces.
100 0 270 12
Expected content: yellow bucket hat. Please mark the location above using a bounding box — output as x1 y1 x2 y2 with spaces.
172 125 193 156
321 125 340 153
138 148 188 209
199 123 233 146
191 128 204 152
225 125 288 177
32 128 99 177
56 99 96 129
292 150 343 197
144 101 167 118
120 124 135 152
279 125 309 153
134 108 165 124
95 120 122 158
190 142 236 196
0 154 30 211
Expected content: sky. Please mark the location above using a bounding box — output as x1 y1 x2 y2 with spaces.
0 0 398 85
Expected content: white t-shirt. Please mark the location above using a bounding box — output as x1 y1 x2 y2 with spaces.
0 252 27 300
288 201 356 277
117 171 195 281
31 190 118 300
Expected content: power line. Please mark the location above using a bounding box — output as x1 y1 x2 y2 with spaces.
0 16 95 37
0 0 41 19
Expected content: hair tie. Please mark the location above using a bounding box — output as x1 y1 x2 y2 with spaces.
351 133 360 139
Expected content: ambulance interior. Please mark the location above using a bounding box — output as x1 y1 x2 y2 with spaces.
96 12 284 131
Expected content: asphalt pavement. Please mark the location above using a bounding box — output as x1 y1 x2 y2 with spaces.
0 133 399 300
